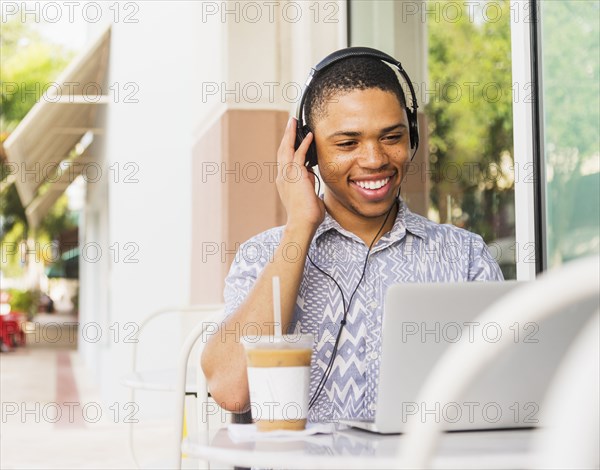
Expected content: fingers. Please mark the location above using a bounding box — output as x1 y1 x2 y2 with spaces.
278 117 314 165
293 130 313 167
277 117 297 164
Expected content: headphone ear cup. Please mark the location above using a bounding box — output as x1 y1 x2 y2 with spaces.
406 108 419 153
294 122 305 151
296 124 318 168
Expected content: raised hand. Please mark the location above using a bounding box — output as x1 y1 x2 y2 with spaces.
276 117 326 232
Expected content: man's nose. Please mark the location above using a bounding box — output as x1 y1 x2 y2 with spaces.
360 142 388 168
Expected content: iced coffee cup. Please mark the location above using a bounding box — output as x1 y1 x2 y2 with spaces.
242 334 314 431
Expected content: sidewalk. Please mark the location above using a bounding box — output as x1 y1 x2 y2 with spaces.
24 312 79 349
0 340 173 468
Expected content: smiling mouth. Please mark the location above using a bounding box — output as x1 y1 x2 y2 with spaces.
353 177 391 190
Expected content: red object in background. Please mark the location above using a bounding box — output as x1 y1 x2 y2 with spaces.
0 315 12 351
0 311 26 350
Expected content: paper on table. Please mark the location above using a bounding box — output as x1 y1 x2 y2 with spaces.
228 422 336 443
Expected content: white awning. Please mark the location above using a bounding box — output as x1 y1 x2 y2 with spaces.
25 141 97 228
3 26 111 228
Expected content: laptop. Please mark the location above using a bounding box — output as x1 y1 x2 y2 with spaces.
340 281 597 434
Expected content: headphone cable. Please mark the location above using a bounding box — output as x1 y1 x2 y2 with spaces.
307 196 399 410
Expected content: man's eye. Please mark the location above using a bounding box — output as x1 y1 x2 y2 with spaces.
383 134 402 142
336 141 356 148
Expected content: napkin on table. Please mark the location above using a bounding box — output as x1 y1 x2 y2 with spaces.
227 422 336 443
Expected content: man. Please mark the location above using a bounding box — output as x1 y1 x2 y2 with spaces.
202 51 503 423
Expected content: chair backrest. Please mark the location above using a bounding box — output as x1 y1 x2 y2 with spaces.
130 304 225 373
529 311 599 469
126 303 225 470
172 305 225 469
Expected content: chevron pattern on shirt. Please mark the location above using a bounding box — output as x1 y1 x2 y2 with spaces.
223 198 504 423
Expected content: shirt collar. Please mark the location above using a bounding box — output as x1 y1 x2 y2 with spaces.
313 196 428 245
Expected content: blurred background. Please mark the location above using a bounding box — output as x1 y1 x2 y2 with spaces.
1 1 598 468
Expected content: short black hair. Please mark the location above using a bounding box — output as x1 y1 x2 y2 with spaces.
304 56 407 131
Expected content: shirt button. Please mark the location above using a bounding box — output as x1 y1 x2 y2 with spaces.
368 403 377 411
369 301 378 309
369 352 378 361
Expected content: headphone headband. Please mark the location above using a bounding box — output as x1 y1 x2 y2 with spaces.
295 47 420 167
315 47 401 73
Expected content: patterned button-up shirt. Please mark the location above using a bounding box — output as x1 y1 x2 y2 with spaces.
223 198 504 423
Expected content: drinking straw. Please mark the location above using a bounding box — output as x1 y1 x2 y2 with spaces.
272 276 283 337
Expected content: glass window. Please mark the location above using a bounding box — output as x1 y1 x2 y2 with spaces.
350 0 517 278
538 0 600 268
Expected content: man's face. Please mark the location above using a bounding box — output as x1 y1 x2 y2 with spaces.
313 88 411 222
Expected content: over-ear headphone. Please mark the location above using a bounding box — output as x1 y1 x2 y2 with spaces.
295 46 420 168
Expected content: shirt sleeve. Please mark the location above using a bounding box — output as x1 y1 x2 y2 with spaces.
223 229 282 317
468 233 505 281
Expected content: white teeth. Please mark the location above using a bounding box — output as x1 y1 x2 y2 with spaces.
355 177 390 190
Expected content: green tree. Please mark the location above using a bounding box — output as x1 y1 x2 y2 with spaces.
540 0 599 265
1 17 75 280
1 17 73 243
1 19 72 131
427 0 514 242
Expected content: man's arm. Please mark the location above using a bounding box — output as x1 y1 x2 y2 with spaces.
201 117 325 412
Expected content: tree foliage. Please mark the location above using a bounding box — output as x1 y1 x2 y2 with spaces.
1 19 72 131
426 0 514 242
0 17 73 244
540 0 599 265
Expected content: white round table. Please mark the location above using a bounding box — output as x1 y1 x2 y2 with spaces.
182 425 534 469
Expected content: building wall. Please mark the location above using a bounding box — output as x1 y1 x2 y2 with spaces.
190 109 288 305
81 2 224 418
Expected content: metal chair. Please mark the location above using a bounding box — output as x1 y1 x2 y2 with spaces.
122 304 225 469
